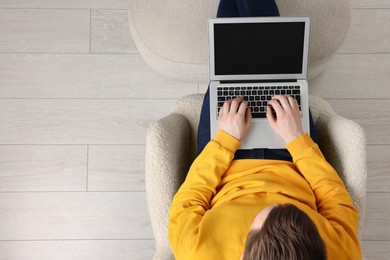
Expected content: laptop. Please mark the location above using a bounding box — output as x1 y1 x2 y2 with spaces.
208 17 311 149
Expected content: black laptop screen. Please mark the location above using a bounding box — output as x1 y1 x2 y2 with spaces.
213 22 305 76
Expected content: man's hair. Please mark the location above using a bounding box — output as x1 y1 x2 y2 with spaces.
243 204 327 260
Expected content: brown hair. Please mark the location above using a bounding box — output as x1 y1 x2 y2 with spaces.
243 204 326 260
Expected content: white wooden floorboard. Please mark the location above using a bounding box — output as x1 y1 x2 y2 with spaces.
324 99 390 145
367 146 390 192
309 54 390 98
0 192 153 240
0 0 130 9
0 9 90 53
0 54 197 99
340 9 390 54
0 145 87 192
363 193 390 241
352 0 390 9
91 10 137 54
88 145 145 192
361 241 390 260
0 240 155 260
0 99 175 145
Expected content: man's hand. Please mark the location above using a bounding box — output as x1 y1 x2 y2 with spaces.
267 95 304 144
218 97 252 141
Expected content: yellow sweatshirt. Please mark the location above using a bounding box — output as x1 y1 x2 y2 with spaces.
168 130 361 260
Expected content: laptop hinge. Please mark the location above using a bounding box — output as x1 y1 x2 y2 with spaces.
219 79 298 84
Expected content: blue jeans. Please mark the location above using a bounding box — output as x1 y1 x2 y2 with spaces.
197 0 319 161
217 0 280 17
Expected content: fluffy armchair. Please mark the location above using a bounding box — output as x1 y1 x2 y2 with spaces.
145 94 367 260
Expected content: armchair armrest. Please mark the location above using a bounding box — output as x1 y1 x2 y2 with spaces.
145 113 192 260
310 96 367 238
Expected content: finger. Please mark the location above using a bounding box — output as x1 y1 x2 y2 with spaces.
287 96 298 109
236 96 244 103
272 95 291 110
230 97 242 113
245 106 252 125
268 99 284 115
221 99 231 114
237 100 248 116
266 105 276 128
218 106 224 118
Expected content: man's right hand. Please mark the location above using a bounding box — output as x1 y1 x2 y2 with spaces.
267 95 304 144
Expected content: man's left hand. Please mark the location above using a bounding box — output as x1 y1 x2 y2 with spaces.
218 97 252 141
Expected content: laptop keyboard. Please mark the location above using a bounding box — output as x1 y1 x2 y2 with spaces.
217 85 301 118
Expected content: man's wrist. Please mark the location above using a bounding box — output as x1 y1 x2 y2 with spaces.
286 133 315 157
214 130 241 154
284 131 304 144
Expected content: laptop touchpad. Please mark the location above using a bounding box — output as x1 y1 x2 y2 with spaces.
241 121 276 148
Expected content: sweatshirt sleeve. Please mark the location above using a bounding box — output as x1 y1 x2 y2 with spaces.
168 130 240 259
286 133 362 258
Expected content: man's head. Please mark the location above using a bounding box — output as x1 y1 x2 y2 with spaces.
243 204 326 260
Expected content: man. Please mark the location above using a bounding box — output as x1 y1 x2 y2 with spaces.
168 96 361 259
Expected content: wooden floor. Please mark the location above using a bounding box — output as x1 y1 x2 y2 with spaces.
0 1 389 259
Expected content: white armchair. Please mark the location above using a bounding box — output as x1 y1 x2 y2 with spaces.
145 94 367 259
